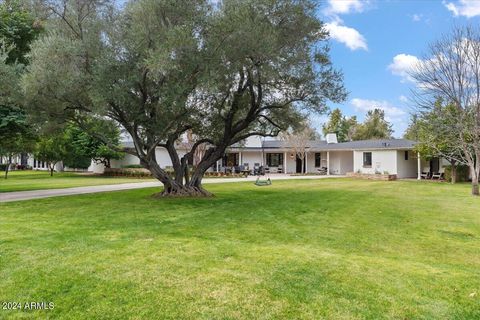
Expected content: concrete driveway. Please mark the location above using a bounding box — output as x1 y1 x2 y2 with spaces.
0 174 344 203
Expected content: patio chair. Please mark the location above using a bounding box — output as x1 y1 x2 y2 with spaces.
431 172 444 180
277 165 283 173
317 167 327 175
420 172 430 179
253 163 261 175
259 166 266 175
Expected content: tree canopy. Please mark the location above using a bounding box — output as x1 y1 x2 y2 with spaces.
34 132 67 176
25 0 346 196
322 108 357 142
0 1 42 177
0 0 42 64
352 109 393 140
0 51 36 178
63 120 122 169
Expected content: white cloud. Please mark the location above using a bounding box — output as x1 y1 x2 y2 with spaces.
323 0 368 15
412 14 422 22
322 1 369 51
325 19 368 51
399 95 409 103
388 54 421 83
444 0 480 18
351 98 406 122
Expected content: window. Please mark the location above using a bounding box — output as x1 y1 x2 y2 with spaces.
315 153 321 167
404 150 409 160
266 153 283 167
363 152 372 167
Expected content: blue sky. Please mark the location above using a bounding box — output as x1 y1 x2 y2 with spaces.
316 0 480 137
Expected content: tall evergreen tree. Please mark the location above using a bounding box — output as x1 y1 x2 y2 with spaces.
322 108 358 142
353 109 393 140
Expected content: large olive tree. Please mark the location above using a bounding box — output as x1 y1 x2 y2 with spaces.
25 0 346 196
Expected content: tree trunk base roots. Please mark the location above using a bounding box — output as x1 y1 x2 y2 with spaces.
153 186 213 198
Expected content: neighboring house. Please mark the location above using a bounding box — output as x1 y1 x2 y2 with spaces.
88 134 435 179
27 158 64 172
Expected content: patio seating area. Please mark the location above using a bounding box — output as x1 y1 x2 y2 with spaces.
419 171 444 180
217 163 285 176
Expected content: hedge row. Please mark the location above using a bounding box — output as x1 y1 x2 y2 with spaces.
103 167 246 179
103 168 152 178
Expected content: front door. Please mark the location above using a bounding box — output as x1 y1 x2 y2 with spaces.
296 155 305 173
430 158 440 174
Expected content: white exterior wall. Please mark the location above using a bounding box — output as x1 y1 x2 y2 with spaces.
328 151 353 175
104 148 189 170
241 151 263 168
285 153 296 173
110 153 141 168
396 150 417 178
88 161 105 173
154 148 187 168
440 158 450 172
354 150 398 175
305 152 316 173
27 157 64 172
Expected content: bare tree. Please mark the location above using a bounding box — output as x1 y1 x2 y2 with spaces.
281 125 318 174
411 26 480 196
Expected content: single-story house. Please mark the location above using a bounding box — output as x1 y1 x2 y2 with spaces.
8 133 454 179
82 134 447 179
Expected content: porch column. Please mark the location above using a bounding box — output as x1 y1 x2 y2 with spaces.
327 151 330 176
305 152 308 173
216 160 220 172
239 152 242 166
417 152 421 180
283 152 287 174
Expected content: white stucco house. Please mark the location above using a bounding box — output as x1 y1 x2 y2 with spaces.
9 132 454 179
84 134 444 179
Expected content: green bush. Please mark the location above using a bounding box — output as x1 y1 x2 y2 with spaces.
103 168 152 178
122 164 143 168
0 163 8 171
444 165 470 182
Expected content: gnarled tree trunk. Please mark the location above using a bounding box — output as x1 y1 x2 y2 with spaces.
142 157 213 198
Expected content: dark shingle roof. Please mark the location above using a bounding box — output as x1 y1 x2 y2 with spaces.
123 138 417 151
264 139 416 151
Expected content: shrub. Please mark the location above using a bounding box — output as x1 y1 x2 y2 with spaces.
444 165 469 182
122 164 144 168
0 163 8 171
103 168 152 178
15 164 32 170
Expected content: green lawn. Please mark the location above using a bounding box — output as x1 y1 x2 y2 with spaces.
0 170 153 192
1 179 479 319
